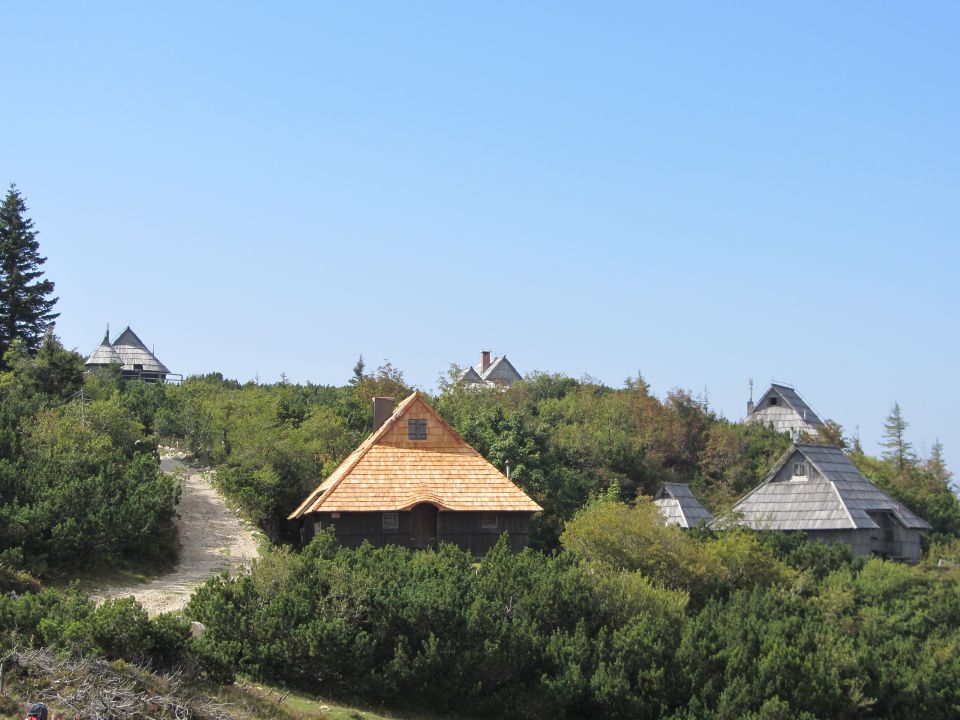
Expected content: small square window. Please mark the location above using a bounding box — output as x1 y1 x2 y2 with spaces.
408 418 427 440
382 512 398 530
481 513 498 530
793 462 807 478
769 397 779 406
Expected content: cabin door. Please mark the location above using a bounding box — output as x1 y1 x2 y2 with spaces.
410 504 438 549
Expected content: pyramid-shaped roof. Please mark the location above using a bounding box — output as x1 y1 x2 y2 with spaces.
726 444 930 531
654 483 712 528
289 391 543 517
85 329 123 367
751 383 824 428
109 326 170 374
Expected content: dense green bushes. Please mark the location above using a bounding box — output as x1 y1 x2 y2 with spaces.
185 524 960 719
0 586 191 669
0 339 178 575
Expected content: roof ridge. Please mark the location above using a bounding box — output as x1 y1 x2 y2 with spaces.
288 391 424 519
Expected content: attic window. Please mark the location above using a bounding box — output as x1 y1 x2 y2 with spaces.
793 462 807 479
382 512 398 531
769 397 779 406
408 419 427 440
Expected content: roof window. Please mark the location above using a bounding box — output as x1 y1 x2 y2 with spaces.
791 462 808 481
408 419 427 440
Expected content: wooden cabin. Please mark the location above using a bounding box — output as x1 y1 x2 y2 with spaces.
654 483 712 528
458 350 522 388
746 382 824 438
85 326 173 382
723 443 930 562
289 392 542 554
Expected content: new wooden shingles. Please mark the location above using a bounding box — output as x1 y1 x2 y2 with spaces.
289 392 542 518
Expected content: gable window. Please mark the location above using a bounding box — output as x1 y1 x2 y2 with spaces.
408 419 427 440
481 513 498 530
792 462 807 479
382 512 398 530
769 397 779 406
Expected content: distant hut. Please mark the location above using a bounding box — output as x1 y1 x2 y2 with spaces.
289 391 542 554
654 483 712 528
723 443 930 562
459 350 522 388
85 326 173 382
746 382 824 438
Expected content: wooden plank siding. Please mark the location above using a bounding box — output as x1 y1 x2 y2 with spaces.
303 510 532 555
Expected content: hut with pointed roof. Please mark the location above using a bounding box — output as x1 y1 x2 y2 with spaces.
85 326 172 382
721 443 930 562
746 382 824 438
458 350 522 388
290 391 542 554
654 483 712 528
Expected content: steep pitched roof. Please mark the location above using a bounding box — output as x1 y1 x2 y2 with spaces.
752 383 824 428
654 483 713 528
85 330 123 367
289 391 543 518
458 366 484 383
474 354 522 382
110 326 170 374
726 444 930 531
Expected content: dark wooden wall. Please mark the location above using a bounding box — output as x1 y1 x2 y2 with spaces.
302 509 533 554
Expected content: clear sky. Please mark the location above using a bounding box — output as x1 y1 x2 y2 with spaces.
5 3 958 473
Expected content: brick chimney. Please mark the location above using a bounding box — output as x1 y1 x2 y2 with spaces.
372 397 396 431
480 350 491 373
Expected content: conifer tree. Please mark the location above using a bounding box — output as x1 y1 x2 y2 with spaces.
927 439 952 487
880 402 914 471
0 184 59 363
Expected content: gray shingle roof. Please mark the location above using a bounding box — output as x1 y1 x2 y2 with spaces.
759 383 824 427
655 483 713 528
725 444 930 531
473 355 522 382
86 326 170 375
85 331 123 366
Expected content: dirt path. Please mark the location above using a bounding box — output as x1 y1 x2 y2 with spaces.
91 452 261 615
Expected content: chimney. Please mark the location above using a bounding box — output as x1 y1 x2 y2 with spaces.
480 350 491 373
372 396 396 431
747 399 755 416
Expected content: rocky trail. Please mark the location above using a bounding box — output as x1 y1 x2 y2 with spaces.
91 452 261 615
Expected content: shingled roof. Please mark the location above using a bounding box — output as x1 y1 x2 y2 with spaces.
753 383 824 428
654 483 713 528
725 444 930 531
86 330 123 366
289 391 543 517
110 326 170 374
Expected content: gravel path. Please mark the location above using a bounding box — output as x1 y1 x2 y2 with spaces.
91 452 261 615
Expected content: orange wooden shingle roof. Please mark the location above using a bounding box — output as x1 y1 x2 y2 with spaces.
288 391 542 518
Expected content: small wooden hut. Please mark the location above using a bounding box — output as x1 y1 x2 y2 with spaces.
746 382 824 437
458 350 522 387
723 443 930 562
654 483 712 528
85 326 172 382
289 392 542 554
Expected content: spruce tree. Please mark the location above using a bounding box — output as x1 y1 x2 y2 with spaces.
880 402 914 471
927 439 952 487
0 184 59 363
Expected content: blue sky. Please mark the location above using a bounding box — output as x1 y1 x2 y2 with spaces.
5 3 958 472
